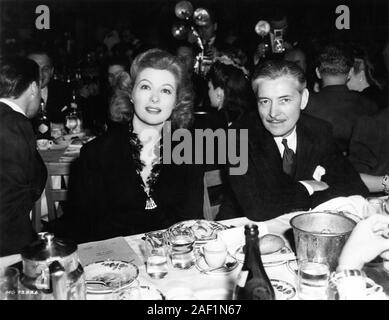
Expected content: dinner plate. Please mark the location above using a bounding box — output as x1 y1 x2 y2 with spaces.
168 220 228 244
234 245 293 267
114 285 165 300
271 279 296 300
84 260 139 294
195 254 239 275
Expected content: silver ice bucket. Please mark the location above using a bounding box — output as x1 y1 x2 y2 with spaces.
290 212 356 271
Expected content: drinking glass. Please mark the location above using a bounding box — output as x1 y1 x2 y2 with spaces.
168 227 196 269
0 267 19 300
297 259 330 300
144 231 169 279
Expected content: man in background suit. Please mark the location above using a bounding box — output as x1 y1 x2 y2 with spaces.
219 60 368 221
27 49 71 125
0 57 47 256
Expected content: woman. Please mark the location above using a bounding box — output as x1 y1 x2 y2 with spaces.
58 49 204 243
206 59 255 127
347 45 386 109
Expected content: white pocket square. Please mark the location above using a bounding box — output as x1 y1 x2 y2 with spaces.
313 165 326 181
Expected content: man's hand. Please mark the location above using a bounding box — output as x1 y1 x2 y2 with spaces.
301 180 329 192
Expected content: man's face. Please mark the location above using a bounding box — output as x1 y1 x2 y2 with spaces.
253 75 309 137
26 81 42 119
27 53 53 88
108 64 125 86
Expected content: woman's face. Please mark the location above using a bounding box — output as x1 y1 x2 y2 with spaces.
132 68 177 127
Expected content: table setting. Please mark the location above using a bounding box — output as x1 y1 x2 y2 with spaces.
1 196 389 300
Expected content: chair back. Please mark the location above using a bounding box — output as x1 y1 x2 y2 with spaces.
32 162 71 232
203 169 223 220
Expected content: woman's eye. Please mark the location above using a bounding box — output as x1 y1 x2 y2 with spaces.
161 88 172 95
140 84 150 90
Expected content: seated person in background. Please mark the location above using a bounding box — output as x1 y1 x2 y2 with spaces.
0 57 47 256
347 44 387 110
348 107 389 195
53 49 203 243
205 59 255 128
305 44 378 155
27 47 71 126
218 60 369 221
75 77 107 135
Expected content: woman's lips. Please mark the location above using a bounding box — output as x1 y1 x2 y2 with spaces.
145 106 161 114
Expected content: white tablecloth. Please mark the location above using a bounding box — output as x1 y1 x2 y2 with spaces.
0 212 303 300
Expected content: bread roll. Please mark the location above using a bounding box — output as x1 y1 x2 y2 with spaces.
259 234 285 254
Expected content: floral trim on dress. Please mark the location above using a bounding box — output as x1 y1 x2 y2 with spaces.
129 131 162 210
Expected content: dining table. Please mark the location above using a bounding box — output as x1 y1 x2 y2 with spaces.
2 210 389 300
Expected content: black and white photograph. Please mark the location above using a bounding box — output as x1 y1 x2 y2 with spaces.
0 0 388 306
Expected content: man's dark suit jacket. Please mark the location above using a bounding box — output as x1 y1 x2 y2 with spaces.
0 102 47 256
45 80 71 124
218 112 369 221
53 126 204 243
349 108 389 176
305 85 378 154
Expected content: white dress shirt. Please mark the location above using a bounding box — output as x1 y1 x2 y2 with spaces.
273 126 314 195
0 98 26 117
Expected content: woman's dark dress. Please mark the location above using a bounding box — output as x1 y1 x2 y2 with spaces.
55 125 204 243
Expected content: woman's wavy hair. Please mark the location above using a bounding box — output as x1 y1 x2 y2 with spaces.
206 60 255 123
110 48 194 129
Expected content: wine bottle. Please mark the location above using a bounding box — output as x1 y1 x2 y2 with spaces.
36 101 51 140
233 224 275 300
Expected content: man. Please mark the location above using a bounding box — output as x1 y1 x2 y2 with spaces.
107 57 128 88
0 57 47 256
305 44 378 154
219 60 368 221
27 49 71 125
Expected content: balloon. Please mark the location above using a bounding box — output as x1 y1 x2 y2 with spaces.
255 20 271 37
175 1 194 20
193 8 211 27
171 22 189 40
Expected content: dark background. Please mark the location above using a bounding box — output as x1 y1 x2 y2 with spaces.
1 0 387 56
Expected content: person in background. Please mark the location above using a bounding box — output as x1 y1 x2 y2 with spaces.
347 44 386 110
348 107 389 195
52 49 204 243
219 59 369 221
304 44 378 155
107 57 129 88
206 59 255 128
0 57 47 256
27 47 71 126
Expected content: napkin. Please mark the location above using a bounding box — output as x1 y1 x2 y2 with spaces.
312 195 377 220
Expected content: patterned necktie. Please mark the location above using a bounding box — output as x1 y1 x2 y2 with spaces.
282 138 296 176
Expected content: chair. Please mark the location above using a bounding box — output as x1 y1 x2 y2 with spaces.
32 162 71 232
203 169 223 221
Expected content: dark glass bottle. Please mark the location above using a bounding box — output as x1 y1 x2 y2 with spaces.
36 101 51 140
233 224 275 300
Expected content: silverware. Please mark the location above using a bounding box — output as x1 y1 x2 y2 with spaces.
200 262 236 274
85 280 110 288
